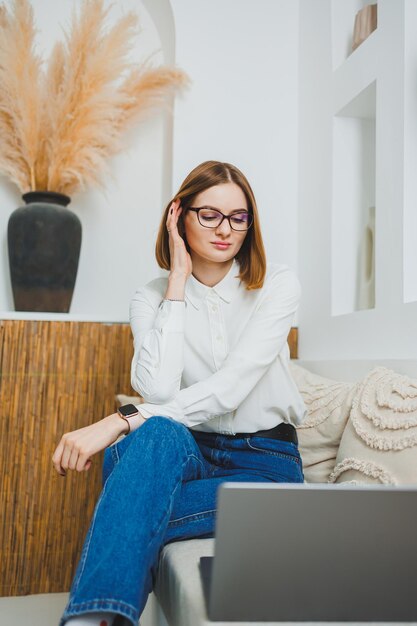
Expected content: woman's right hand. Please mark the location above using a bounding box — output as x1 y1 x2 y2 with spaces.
51 413 138 476
166 199 192 280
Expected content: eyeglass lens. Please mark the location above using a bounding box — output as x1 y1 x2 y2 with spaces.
198 208 252 230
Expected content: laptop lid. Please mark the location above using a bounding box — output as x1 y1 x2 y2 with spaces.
203 483 417 622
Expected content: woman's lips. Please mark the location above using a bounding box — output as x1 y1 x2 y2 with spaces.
211 242 231 250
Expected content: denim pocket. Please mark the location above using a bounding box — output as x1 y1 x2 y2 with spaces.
246 437 301 464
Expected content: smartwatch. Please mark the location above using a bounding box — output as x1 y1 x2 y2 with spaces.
117 403 140 434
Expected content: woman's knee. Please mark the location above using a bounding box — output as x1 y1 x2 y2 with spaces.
103 417 191 472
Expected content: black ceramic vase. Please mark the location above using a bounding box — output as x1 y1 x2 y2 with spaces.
7 191 82 312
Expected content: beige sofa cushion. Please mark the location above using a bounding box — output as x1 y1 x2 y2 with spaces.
329 366 417 485
289 362 356 483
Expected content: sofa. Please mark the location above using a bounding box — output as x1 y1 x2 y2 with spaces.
117 358 417 626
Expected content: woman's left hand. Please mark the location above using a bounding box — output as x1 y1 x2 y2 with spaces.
166 199 193 280
51 413 143 476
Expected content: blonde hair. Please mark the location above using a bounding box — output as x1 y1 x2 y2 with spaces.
155 160 267 290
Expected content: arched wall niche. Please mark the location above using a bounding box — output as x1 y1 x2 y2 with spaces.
142 0 175 64
142 0 176 205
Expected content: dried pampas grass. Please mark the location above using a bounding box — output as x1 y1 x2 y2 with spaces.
0 0 43 191
0 0 189 195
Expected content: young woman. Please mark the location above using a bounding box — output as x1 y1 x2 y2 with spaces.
53 160 307 626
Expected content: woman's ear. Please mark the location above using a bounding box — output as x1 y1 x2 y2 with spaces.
178 210 186 238
178 213 191 252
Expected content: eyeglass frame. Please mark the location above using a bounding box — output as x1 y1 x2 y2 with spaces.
187 206 253 231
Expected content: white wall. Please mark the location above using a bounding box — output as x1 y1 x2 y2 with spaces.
0 0 301 324
297 0 417 359
403 0 417 303
171 0 300 279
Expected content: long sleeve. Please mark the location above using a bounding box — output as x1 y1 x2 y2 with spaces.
132 268 301 429
130 288 186 403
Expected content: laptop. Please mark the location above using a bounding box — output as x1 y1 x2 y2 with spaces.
200 483 417 622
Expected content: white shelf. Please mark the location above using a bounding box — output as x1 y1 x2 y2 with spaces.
333 29 378 116
336 80 376 119
332 0 378 70
0 311 129 323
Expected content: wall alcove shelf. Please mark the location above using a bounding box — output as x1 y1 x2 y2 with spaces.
0 319 298 596
331 1 378 316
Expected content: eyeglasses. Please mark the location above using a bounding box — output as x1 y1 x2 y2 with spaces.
187 207 253 231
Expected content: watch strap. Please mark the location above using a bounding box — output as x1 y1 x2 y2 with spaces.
118 413 131 434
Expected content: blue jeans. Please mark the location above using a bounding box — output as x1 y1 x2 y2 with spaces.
59 416 304 626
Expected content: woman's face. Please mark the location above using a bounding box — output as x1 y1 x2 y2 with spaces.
183 182 249 264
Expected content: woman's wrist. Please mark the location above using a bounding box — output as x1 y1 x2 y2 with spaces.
105 411 147 439
105 412 130 438
168 270 188 283
165 272 188 300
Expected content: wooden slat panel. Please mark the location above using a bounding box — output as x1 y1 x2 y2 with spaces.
0 320 298 596
0 320 133 596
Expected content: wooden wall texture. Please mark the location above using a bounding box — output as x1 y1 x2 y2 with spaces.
0 320 298 596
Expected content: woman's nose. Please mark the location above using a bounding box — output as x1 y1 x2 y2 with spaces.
215 217 232 236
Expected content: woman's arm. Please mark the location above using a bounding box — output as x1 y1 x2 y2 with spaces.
129 267 301 429
130 200 191 402
51 201 190 476
129 290 186 403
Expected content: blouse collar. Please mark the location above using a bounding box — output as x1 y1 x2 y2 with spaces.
185 258 242 310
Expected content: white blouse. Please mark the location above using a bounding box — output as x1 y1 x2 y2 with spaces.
126 259 307 434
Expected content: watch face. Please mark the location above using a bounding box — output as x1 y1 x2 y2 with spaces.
118 403 139 417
